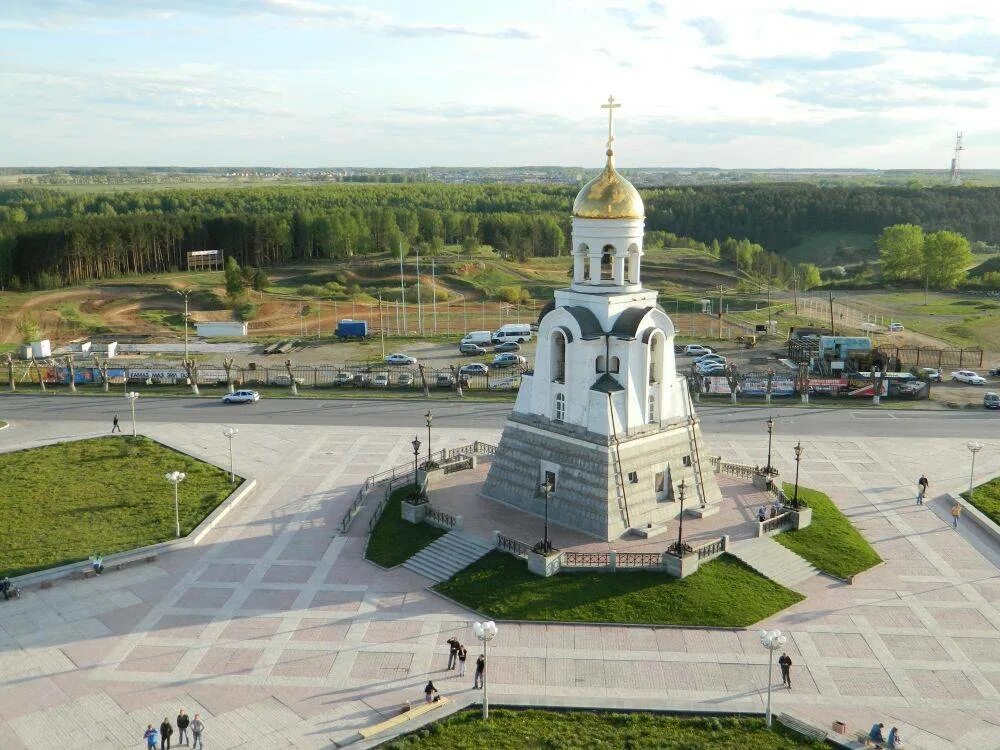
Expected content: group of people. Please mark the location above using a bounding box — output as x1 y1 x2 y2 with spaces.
916 474 962 529
142 710 204 749
757 496 783 523
868 721 903 748
446 636 486 688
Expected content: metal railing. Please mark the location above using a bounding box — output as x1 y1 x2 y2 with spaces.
367 486 392 534
495 533 532 559
617 552 663 568
762 512 794 535
424 506 456 529
695 537 726 560
442 457 474 474
715 460 757 479
338 486 368 533
562 551 610 567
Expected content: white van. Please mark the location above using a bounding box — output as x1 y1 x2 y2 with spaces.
493 323 533 344
461 330 494 347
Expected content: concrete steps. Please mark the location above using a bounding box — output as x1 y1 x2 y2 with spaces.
728 537 819 591
402 530 493 583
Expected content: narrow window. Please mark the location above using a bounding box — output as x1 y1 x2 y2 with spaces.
654 471 665 493
551 331 566 382
596 355 605 373
682 455 693 467
554 393 565 422
600 245 614 280
628 471 638 484
544 469 557 491
648 394 656 424
609 356 620 374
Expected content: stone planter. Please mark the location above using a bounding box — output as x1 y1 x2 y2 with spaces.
401 500 427 524
791 506 812 530
527 550 562 577
661 551 700 578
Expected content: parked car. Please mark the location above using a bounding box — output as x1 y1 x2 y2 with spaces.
698 364 727 376
492 323 533 344
460 330 494 348
692 353 726 365
459 342 487 356
494 341 521 353
492 353 527 368
683 344 714 356
436 373 455 388
372 372 390 388
888 322 904 332
385 353 417 366
951 370 987 385
270 374 304 386
352 372 371 387
459 363 489 376
985 391 1000 410
396 372 414 387
332 371 352 386
222 390 260 404
989 366 1000 377
919 368 942 382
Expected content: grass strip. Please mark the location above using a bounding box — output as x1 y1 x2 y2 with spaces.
963 477 1000 527
365 484 447 568
433 551 803 627
774 484 882 579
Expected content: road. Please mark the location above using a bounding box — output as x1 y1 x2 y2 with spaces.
3 393 1000 439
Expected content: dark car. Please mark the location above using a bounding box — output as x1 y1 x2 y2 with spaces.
985 392 1000 409
494 341 521 353
459 342 487 356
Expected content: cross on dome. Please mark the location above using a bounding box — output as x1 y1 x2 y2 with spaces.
601 95 621 151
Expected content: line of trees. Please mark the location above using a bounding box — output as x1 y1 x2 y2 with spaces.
877 224 975 289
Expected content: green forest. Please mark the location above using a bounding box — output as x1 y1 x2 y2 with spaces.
1 182 998 289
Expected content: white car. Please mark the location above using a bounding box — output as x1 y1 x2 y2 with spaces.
459 363 489 376
222 389 260 404
332 372 352 386
919 368 942 382
372 372 390 388
952 370 987 385
888 322 904 332
683 344 714 356
396 372 414 387
385 353 417 366
697 363 727 376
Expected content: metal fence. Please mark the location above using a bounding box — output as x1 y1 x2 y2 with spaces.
696 537 726 560
561 551 611 568
495 533 532 559
424 507 457 530
761 512 794 535
617 552 663 568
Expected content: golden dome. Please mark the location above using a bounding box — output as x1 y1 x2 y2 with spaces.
572 150 644 219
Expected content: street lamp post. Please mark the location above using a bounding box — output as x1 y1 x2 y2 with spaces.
667 480 688 556
125 391 139 437
411 436 422 499
765 416 774 476
536 480 553 554
425 410 433 468
222 427 238 483
473 620 498 720
175 289 191 362
759 629 788 728
967 441 984 501
792 441 803 506
164 471 186 538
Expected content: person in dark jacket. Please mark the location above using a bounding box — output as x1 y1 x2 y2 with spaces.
424 680 438 703
176 709 190 746
474 654 486 689
778 652 792 688
160 717 173 750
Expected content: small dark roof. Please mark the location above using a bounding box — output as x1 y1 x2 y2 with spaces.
537 300 555 326
610 306 653 339
562 306 605 340
590 373 624 393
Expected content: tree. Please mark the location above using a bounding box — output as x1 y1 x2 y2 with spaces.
182 359 200 396
797 263 822 290
4 352 15 391
224 256 244 301
16 315 40 343
284 359 298 396
222 357 237 394
923 230 972 289
877 224 924 282
64 355 76 393
92 354 110 392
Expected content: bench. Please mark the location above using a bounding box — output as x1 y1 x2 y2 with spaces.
357 696 450 741
79 567 98 579
776 713 828 742
78 551 158 579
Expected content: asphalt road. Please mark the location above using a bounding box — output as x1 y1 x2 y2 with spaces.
2 394 1000 439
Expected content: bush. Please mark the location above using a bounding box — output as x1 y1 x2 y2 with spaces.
498 285 530 304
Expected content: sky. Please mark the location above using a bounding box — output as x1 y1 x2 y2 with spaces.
2 0 1000 168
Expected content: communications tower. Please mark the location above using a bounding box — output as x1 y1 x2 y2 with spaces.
949 132 964 186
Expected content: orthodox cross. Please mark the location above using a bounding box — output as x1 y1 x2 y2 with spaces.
601 95 621 149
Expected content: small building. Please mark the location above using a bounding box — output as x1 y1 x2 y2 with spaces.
71 341 92 353
91 341 118 358
195 321 248 338
30 339 51 359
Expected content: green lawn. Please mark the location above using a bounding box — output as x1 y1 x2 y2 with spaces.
383 708 827 750
433 551 803 627
0 436 236 577
774 484 882 579
964 477 1000 526
365 484 447 568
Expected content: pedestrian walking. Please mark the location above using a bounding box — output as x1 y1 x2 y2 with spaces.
112 413 121 433
446 636 460 669
144 725 159 750
757 505 767 523
190 715 204 750
457 645 468 677
869 722 886 749
424 680 438 703
160 717 173 750
951 502 962 529
887 726 902 749
176 709 190 746
474 653 485 689
917 474 928 505
778 652 792 689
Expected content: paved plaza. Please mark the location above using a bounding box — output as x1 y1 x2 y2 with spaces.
1 413 1000 748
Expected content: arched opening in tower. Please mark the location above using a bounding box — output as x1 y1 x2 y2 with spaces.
600 245 614 281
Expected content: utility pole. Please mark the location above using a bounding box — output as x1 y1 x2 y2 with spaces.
793 272 799 315
398 239 408 334
416 246 423 336
828 291 836 335
378 292 386 360
431 256 438 334
717 284 723 339
175 289 191 361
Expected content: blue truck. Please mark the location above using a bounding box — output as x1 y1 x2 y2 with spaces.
335 319 369 340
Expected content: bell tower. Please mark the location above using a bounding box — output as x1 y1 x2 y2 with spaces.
482 97 722 541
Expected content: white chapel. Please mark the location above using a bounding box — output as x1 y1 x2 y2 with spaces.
482 99 722 541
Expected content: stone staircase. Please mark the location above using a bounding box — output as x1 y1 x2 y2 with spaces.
728 537 819 591
402 530 494 583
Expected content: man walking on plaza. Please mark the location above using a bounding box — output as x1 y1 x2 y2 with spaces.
474 653 485 689
112 413 121 433
951 502 962 528
778 652 792 689
446 636 460 669
190 714 205 750
458 645 468 677
917 474 928 504
160 717 173 750
176 708 190 746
